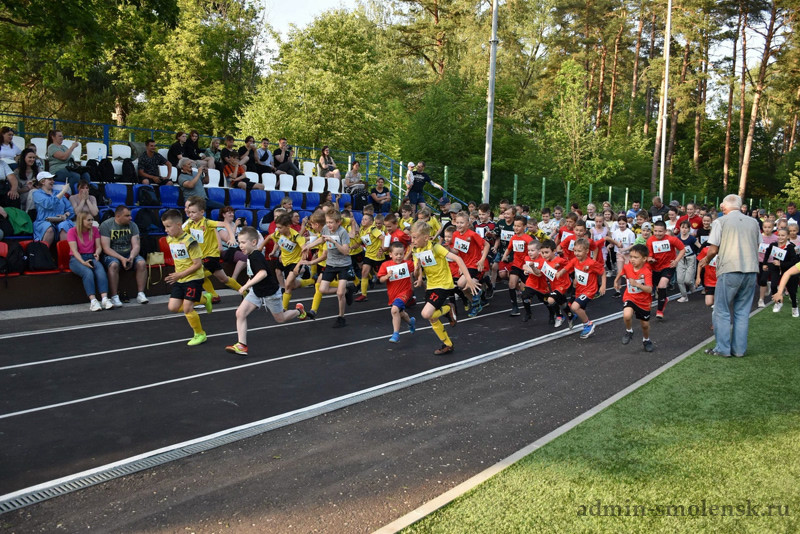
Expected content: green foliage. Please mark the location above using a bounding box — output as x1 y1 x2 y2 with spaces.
780 162 800 203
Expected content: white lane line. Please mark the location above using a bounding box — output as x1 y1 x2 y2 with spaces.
0 307 518 419
0 290 388 340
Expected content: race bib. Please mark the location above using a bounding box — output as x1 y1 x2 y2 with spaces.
454 237 470 254
189 228 204 244
700 235 709 244
512 240 525 253
278 236 296 253
626 276 643 294
383 234 392 248
567 240 576 251
618 234 629 245
586 220 596 229
326 234 340 250
758 242 769 254
361 234 372 247
500 229 514 242
169 243 189 260
652 215 663 223
476 226 487 238
246 259 253 278
771 247 787 262
403 221 411 229
709 255 718 267
575 269 589 286
387 263 410 281
415 249 437 267
542 261 557 281
561 231 574 240
652 239 671 254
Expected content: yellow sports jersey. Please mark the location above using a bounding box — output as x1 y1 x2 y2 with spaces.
270 228 305 265
307 231 327 267
413 242 455 290
427 217 442 237
167 232 204 283
400 217 414 232
183 217 223 258
527 229 550 242
359 226 385 261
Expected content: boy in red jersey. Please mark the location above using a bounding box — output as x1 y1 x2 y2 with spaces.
450 211 489 317
557 238 606 338
381 212 411 259
539 239 575 328
474 203 496 299
614 244 654 352
558 220 599 263
500 215 534 316
377 242 417 343
695 245 718 308
646 220 685 319
555 212 578 245
521 240 549 322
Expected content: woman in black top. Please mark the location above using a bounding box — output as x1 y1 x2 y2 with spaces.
763 228 799 314
370 177 391 213
318 146 340 179
169 131 215 169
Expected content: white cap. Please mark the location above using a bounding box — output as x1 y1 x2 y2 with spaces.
407 162 415 168
36 171 55 181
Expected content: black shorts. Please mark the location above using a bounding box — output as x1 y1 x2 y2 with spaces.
757 269 770 287
652 268 675 284
623 300 651 321
203 256 223 274
521 287 546 303
220 248 237 264
425 288 453 310
705 286 716 296
467 267 481 278
321 264 356 283
363 257 384 270
282 262 298 278
547 290 569 306
170 279 204 302
233 178 256 191
509 266 527 282
573 294 591 310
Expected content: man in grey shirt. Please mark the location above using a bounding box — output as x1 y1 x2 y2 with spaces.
177 158 224 212
100 205 149 306
699 194 762 357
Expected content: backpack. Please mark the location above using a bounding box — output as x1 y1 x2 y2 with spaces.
25 241 56 271
134 208 162 236
98 159 115 182
85 160 101 182
121 158 137 184
137 185 159 206
1 241 25 275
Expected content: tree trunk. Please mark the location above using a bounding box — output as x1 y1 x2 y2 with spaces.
586 56 598 114
693 36 708 172
740 4 779 198
738 3 748 176
595 44 608 130
790 112 798 152
666 42 690 173
723 9 741 192
628 10 645 135
114 94 126 126
644 12 657 136
607 23 624 135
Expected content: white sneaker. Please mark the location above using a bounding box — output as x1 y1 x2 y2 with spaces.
793 308 799 318
136 291 149 304
90 299 102 312
101 297 114 310
757 299 766 308
677 296 688 303
773 302 783 313
111 295 123 308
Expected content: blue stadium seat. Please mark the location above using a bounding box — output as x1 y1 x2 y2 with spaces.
288 191 303 208
269 191 285 209
159 185 181 208
338 194 352 209
256 209 271 232
299 210 312 222
105 183 129 207
229 188 247 209
208 187 226 207
210 209 220 221
234 209 253 226
249 189 267 209
353 211 363 226
304 192 320 211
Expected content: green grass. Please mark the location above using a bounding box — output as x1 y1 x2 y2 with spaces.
404 309 800 533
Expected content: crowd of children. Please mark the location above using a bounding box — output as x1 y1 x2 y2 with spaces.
156 194 798 356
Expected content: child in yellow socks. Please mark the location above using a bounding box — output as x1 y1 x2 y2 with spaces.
355 213 385 302
268 212 306 310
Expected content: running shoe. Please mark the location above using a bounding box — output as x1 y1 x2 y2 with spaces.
612 291 622 299
773 302 783 313
225 342 248 355
568 314 578 330
306 309 317 320
355 294 367 303
656 310 664 320
509 303 520 317
793 307 799 318
101 297 114 310
203 291 213 314
408 316 416 334
333 316 346 328
485 283 494 299
622 330 634 345
468 302 483 318
188 332 207 346
211 296 222 304
389 332 400 343
434 344 454 355
580 323 596 339
111 295 123 308
643 339 654 352
757 299 766 308
295 303 307 320
522 312 532 322
136 292 149 304
554 315 564 328
448 305 458 327
677 296 688 303
90 299 102 312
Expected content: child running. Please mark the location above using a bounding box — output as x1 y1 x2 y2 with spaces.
613 244 654 352
521 241 548 322
269 212 307 311
450 211 489 316
695 245 717 309
646 220 685 319
183 196 242 303
411 221 479 355
500 215 533 316
538 239 576 328
557 238 606 339
377 242 417 342
161 209 213 346
762 227 799 316
355 212 385 302
225 226 307 356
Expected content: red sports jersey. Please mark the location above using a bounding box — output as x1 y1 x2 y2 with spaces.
446 256 460 278
450 229 486 270
557 226 575 243
621 262 653 310
565 256 605 298
559 234 597 262
541 256 571 294
474 221 496 245
377 259 414 306
387 229 411 249
507 233 533 269
646 234 685 272
696 248 717 288
524 257 548 294
676 215 703 233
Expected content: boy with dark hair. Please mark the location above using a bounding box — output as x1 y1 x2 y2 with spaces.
614 243 654 352
521 240 548 322
162 209 213 346
225 226 307 356
269 212 307 310
500 215 533 316
539 239 575 328
377 241 417 342
450 211 489 317
557 238 606 338
646 220 685 319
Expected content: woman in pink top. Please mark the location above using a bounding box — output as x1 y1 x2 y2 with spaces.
68 211 113 311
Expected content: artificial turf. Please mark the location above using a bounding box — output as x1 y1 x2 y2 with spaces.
404 308 800 533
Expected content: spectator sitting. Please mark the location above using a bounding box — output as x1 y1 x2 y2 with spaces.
33 171 74 245
0 206 9 240
9 148 37 210
100 205 149 307
343 160 366 194
1 158 20 208
177 158 224 211
256 138 277 174
318 146 341 179
370 177 391 213
46 129 90 188
69 179 99 217
185 130 216 169
167 131 188 168
221 135 248 168
239 135 262 174
0 126 21 165
224 155 264 191
273 138 301 177
68 211 113 311
205 137 223 167
137 139 173 185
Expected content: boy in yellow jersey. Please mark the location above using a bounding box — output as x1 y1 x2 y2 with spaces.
162 209 213 346
269 212 306 310
526 216 550 242
298 210 332 319
416 207 441 238
183 196 242 303
355 212 385 302
411 221 479 355
342 208 362 288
